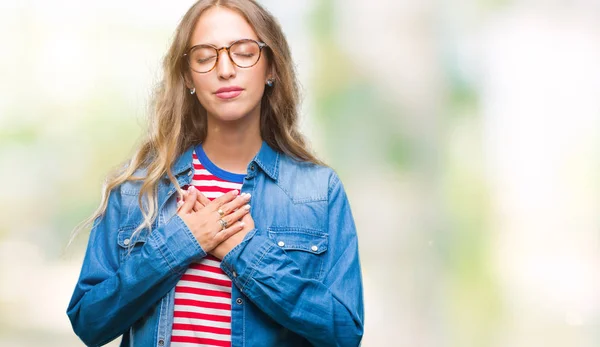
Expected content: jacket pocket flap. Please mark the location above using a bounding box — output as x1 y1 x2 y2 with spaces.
267 227 328 254
117 226 149 248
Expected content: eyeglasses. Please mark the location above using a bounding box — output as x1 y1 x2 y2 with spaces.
183 39 268 74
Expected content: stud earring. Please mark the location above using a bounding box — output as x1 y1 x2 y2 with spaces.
266 79 274 87
190 88 196 95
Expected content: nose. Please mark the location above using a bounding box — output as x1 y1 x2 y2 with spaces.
216 48 236 80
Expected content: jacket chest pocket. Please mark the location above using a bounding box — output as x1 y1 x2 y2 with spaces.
267 227 328 280
117 226 149 263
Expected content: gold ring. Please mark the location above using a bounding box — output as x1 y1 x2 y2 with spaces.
218 219 227 230
217 209 225 217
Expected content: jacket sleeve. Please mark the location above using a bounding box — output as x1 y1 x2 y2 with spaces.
220 173 365 346
66 187 206 347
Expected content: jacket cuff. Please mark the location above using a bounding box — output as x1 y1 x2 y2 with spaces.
148 215 207 274
220 228 273 293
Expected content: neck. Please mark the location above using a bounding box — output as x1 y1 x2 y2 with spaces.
202 111 262 174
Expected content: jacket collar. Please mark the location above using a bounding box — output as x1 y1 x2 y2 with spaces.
171 141 280 181
172 146 195 176
252 141 280 181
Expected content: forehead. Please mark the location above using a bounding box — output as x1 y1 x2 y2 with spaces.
189 7 259 47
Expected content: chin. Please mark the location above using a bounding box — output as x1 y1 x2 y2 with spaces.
216 113 248 122
210 107 252 122
209 102 259 123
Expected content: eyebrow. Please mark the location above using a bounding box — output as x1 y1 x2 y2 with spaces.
190 38 255 48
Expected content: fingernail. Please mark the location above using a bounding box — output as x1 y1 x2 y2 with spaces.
231 190 239 195
177 201 184 208
244 204 251 210
239 221 245 227
243 193 251 199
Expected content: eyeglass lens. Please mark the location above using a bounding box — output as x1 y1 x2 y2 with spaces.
188 40 261 73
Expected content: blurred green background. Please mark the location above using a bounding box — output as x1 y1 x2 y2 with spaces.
1 0 599 346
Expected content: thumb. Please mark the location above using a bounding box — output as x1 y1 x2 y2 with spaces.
179 186 197 213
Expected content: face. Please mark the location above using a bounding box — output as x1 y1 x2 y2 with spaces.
186 7 271 123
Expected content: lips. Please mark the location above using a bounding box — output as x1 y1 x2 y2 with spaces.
215 86 244 100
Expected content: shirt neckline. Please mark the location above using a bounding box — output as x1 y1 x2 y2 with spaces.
194 144 246 184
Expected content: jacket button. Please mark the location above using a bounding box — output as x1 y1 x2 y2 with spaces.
233 271 237 278
250 164 255 171
158 339 165 346
236 298 243 305
277 241 285 247
311 245 318 252
123 239 131 246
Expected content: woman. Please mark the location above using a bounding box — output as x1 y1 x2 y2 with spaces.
67 1 364 346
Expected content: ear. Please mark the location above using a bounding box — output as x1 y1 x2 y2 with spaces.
266 66 276 83
265 52 276 81
183 70 194 90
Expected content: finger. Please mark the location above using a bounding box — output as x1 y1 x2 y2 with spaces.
194 200 203 212
215 221 246 243
177 189 190 204
222 203 251 226
196 191 211 207
179 187 197 213
176 189 188 211
208 190 240 211
182 187 206 208
220 193 251 216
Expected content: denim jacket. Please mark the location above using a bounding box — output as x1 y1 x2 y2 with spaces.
67 141 364 346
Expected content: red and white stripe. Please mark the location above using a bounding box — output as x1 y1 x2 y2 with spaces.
171 152 242 347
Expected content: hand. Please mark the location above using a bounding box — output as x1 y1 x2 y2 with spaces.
210 211 255 260
177 187 211 212
177 186 252 253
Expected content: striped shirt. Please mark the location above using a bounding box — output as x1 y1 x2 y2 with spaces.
170 147 245 347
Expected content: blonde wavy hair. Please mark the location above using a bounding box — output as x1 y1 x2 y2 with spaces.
73 0 322 240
